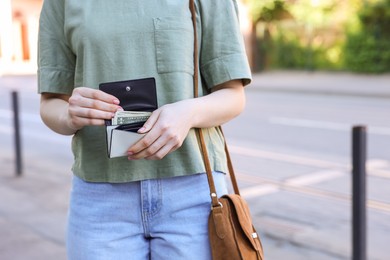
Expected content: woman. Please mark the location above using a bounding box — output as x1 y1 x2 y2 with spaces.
38 0 251 259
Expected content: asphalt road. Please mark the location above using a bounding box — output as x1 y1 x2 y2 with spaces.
223 86 390 259
1 74 390 259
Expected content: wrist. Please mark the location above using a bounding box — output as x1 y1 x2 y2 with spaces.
184 98 201 129
61 104 80 135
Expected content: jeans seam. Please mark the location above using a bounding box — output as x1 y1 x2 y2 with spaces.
141 179 163 237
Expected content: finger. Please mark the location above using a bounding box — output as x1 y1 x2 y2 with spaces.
145 143 177 160
128 129 161 155
129 133 168 159
69 116 107 128
70 92 121 113
74 87 120 105
129 125 183 160
76 97 122 113
69 106 116 120
137 109 160 134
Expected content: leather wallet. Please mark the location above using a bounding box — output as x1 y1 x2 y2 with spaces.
99 77 158 158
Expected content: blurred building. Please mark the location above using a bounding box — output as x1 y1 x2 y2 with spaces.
0 0 42 75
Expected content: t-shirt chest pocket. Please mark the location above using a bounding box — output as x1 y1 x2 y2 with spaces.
153 16 194 75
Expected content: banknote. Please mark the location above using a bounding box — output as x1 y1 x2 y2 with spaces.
112 111 152 125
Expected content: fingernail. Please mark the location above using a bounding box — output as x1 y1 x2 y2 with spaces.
117 107 124 111
127 151 133 156
138 127 146 133
113 99 120 105
128 157 134 161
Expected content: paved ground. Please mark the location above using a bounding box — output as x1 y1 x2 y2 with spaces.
0 152 70 260
252 71 390 98
0 71 389 260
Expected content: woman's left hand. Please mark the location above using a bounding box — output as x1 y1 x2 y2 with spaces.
127 79 245 161
127 101 194 160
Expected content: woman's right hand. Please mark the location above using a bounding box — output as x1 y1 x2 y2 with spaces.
66 87 122 130
40 87 122 135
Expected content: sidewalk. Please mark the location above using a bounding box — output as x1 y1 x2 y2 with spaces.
0 152 70 260
251 70 390 98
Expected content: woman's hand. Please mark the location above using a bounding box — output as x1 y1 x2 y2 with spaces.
126 79 245 161
40 87 122 135
127 101 195 160
66 87 122 130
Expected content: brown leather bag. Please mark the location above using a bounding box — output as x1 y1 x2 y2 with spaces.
208 194 264 260
189 1 264 259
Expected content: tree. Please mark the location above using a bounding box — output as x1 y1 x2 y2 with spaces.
245 0 293 70
344 0 390 72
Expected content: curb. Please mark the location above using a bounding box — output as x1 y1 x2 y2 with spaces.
249 71 390 99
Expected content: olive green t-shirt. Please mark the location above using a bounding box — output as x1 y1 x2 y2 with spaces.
38 0 251 183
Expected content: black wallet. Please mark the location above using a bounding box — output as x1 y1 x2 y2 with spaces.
99 77 158 158
99 77 158 125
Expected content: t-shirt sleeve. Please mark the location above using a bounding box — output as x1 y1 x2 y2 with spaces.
38 0 76 95
198 0 251 89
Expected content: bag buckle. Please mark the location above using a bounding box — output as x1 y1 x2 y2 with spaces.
211 202 223 210
210 193 223 210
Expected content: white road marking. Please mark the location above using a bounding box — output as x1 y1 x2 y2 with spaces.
240 184 280 199
233 144 390 202
230 144 389 179
369 169 390 179
367 159 390 178
240 170 346 200
0 109 42 123
0 109 70 145
284 170 345 186
229 145 345 168
0 125 71 145
269 117 390 136
0 125 12 135
239 171 390 213
367 159 390 169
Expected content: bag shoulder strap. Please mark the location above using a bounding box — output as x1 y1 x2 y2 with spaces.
189 0 240 204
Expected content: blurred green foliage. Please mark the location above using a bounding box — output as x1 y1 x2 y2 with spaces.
344 0 390 72
246 0 390 73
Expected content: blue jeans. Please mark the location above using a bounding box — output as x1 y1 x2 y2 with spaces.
66 172 228 260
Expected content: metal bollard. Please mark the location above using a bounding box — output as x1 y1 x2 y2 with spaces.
352 126 367 260
12 91 23 176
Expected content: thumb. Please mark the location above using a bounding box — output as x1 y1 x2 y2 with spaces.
137 109 160 134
